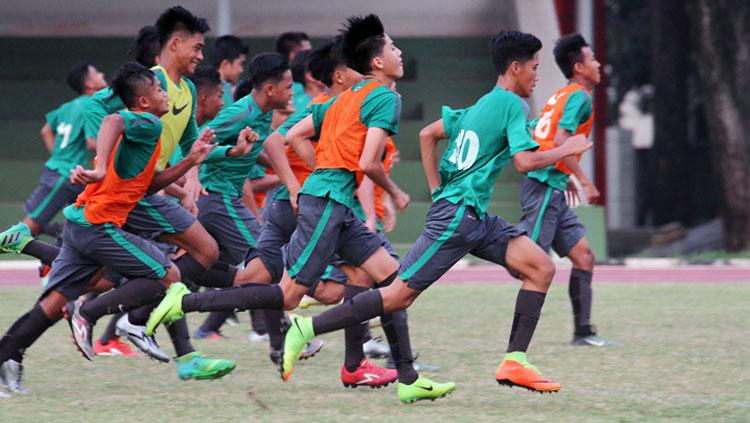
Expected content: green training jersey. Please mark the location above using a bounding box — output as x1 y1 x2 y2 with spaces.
432 87 538 217
44 95 93 177
221 80 234 111
199 95 273 197
83 87 125 141
292 82 312 116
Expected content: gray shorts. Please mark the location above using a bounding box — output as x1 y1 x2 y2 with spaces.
399 200 524 291
518 176 586 257
197 192 262 266
124 193 196 240
23 167 83 225
284 194 384 287
44 220 172 300
257 197 347 284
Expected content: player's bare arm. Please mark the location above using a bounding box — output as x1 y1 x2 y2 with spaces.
513 134 591 173
418 118 447 192
360 127 409 213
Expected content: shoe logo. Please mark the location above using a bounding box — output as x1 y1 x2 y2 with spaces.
293 319 304 335
416 384 433 391
172 103 188 115
357 373 381 385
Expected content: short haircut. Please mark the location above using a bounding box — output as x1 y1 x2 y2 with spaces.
289 49 311 84
489 31 542 74
66 61 92 94
155 6 210 47
209 35 249 68
340 14 385 74
248 52 289 89
128 25 161 68
275 32 310 58
554 33 589 79
234 79 253 101
189 67 222 92
307 37 345 87
110 62 156 109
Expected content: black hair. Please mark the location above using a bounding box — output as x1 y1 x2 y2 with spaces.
275 32 310 59
128 25 161 67
189 67 222 92
340 14 386 74
234 79 253 101
110 62 157 109
489 31 542 74
209 35 249 68
248 52 289 89
155 6 210 47
554 33 589 79
66 61 93 94
307 37 345 87
289 49 311 85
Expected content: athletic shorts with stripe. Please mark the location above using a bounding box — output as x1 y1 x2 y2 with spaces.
197 192 262 266
257 196 346 284
124 193 196 240
399 199 524 291
23 167 84 225
43 219 172 300
517 176 586 257
283 194 383 287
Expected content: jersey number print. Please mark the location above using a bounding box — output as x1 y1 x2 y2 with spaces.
448 129 479 170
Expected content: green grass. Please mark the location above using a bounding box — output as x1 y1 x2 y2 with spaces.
1 283 749 421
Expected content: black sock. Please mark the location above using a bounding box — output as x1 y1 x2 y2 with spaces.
40 222 63 239
381 310 417 384
199 311 231 332
167 318 194 357
182 283 283 313
0 305 55 363
128 302 158 326
506 290 546 353
250 309 268 335
569 268 594 336
20 240 59 265
99 313 122 344
193 261 237 288
174 254 208 286
80 278 166 323
263 309 286 351
312 289 383 335
343 285 369 372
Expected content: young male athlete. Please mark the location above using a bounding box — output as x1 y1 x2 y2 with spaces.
276 32 311 62
519 33 612 347
209 35 249 109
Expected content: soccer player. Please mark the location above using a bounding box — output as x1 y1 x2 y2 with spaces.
519 33 611 347
276 31 311 62
209 35 249 109
190 67 226 127
0 61 106 246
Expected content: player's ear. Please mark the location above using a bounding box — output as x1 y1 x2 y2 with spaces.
371 55 385 72
136 95 149 110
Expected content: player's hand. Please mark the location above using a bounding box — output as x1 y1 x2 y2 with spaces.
181 194 199 216
288 184 301 217
188 127 218 164
381 202 397 233
70 165 105 185
565 179 581 207
228 127 259 157
392 189 410 213
565 134 593 156
582 180 600 204
184 173 207 202
365 217 377 233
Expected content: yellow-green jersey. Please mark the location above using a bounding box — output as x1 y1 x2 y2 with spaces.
151 65 199 170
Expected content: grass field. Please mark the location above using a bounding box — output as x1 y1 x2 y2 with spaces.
0 282 749 422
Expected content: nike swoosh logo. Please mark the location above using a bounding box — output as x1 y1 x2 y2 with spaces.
172 103 188 115
416 385 433 391
293 319 304 336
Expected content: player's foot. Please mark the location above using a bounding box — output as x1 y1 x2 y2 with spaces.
397 375 456 403
248 330 269 342
145 282 189 336
280 315 314 381
93 338 138 357
1 360 28 395
495 352 560 393
115 314 169 363
342 358 398 388
193 327 228 341
175 352 236 380
297 295 324 309
363 337 390 358
270 339 325 365
0 223 32 254
571 334 617 347
65 299 95 361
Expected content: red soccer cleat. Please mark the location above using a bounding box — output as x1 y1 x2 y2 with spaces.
341 358 398 389
93 338 139 357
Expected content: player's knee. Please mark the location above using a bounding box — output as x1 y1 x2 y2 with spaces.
532 256 555 288
282 290 303 311
202 239 220 265
163 265 181 285
315 283 344 304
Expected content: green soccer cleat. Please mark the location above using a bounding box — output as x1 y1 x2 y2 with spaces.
176 352 236 380
397 375 456 403
280 315 314 381
0 223 33 254
145 282 190 336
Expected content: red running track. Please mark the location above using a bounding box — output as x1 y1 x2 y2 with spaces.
0 265 748 287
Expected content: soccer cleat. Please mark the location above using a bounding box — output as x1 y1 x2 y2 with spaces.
0 223 33 254
193 327 228 341
65 299 95 361
571 334 618 347
269 339 325 365
226 312 240 326
247 330 270 343
297 295 324 309
116 314 170 363
93 338 138 357
363 337 390 358
495 352 560 393
38 262 51 278
145 282 189 336
1 360 28 395
342 358 398 389
397 375 456 403
175 352 236 380
279 315 314 381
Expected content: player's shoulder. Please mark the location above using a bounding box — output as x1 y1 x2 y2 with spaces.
121 111 163 139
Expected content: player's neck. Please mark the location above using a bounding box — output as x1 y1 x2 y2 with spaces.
495 74 525 97
195 112 208 127
569 75 594 92
159 55 185 85
250 90 274 114
363 72 394 88
305 83 325 99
